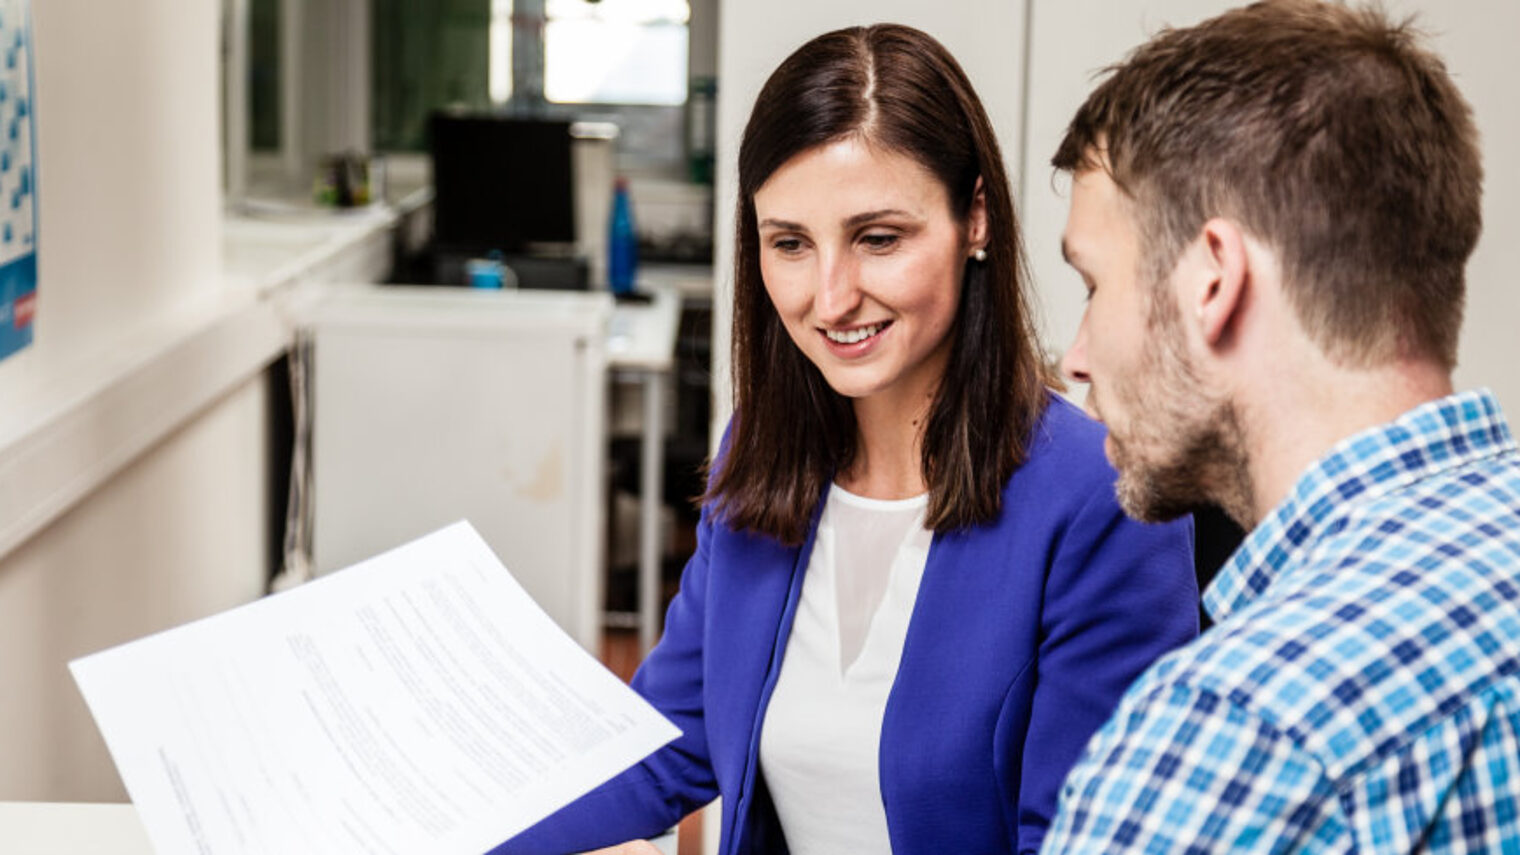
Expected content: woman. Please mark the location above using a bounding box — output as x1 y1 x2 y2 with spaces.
497 24 1197 855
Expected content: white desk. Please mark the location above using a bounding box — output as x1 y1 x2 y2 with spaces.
0 802 676 854
0 803 153 855
607 284 683 653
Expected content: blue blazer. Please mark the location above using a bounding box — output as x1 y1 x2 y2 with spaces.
497 396 1198 854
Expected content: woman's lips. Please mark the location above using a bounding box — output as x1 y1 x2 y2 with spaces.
820 320 892 357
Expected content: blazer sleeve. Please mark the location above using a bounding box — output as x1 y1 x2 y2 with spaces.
1016 488 1199 855
491 504 721 854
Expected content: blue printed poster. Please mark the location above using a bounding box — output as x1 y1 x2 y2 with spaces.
0 0 34 363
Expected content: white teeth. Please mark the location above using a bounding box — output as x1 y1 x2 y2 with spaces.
825 323 883 344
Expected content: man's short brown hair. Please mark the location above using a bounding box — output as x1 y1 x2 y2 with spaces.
1053 0 1482 369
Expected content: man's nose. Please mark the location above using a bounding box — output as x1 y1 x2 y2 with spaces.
1060 321 1091 385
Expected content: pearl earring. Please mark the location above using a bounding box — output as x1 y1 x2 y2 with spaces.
972 248 987 262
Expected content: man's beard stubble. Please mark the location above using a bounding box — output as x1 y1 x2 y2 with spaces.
1108 292 1255 529
1110 402 1252 527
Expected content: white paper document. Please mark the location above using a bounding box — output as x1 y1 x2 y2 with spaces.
71 521 679 855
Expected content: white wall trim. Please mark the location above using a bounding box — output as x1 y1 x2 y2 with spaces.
0 299 288 561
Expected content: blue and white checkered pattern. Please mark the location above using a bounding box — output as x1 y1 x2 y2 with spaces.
1042 389 1520 853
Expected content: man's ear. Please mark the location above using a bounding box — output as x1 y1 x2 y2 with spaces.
1191 217 1249 348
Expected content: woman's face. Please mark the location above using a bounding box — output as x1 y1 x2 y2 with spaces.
754 137 985 407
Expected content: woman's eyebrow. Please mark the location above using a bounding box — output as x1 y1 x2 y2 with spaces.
758 209 918 232
758 217 806 231
843 208 914 229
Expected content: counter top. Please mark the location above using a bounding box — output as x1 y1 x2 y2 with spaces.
0 802 676 854
0 802 153 855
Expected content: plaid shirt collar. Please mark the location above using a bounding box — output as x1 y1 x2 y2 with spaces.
1203 388 1515 623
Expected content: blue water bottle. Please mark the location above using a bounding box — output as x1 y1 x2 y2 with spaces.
608 177 639 295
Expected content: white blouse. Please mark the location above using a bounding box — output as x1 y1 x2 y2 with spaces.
758 484 933 854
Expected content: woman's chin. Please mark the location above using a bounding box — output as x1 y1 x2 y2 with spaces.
818 372 884 401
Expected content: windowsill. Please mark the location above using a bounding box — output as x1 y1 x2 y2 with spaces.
0 293 287 560
0 180 422 561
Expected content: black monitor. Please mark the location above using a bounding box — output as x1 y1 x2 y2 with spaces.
428 112 576 257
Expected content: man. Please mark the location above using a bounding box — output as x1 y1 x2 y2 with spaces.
1041 1 1520 852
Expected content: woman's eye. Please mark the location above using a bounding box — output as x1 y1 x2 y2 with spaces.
861 232 899 251
772 237 804 254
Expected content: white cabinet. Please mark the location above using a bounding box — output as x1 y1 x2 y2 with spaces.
307 286 611 651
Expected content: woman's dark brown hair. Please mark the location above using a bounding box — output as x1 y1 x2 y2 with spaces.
705 23 1049 545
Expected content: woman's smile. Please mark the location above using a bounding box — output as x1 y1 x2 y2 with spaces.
821 320 894 355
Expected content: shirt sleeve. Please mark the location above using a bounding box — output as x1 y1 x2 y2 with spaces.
1041 680 1349 853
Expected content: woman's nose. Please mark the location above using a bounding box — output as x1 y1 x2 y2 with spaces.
814 254 862 324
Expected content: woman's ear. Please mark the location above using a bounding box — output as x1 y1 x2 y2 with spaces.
967 177 989 252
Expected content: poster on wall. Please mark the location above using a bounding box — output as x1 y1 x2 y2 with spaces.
0 0 34 364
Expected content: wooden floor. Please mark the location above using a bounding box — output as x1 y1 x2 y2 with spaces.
600 628 703 855
599 627 647 684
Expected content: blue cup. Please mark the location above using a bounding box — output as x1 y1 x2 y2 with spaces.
466 258 505 289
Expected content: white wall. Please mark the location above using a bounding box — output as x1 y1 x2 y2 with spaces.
1020 1 1230 361
0 0 273 800
1406 1 1520 413
20 1 223 362
1020 0 1520 413
0 380 270 801
710 0 1029 434
711 0 1520 428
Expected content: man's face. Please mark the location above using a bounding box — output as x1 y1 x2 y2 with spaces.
1059 166 1242 523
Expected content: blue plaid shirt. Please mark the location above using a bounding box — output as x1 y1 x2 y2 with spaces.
1042 389 1520 853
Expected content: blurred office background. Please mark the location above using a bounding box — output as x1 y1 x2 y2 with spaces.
0 10 1514 855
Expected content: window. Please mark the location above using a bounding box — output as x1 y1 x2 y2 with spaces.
542 0 689 105
236 1 698 169
378 0 691 152
488 0 513 102
374 0 493 152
